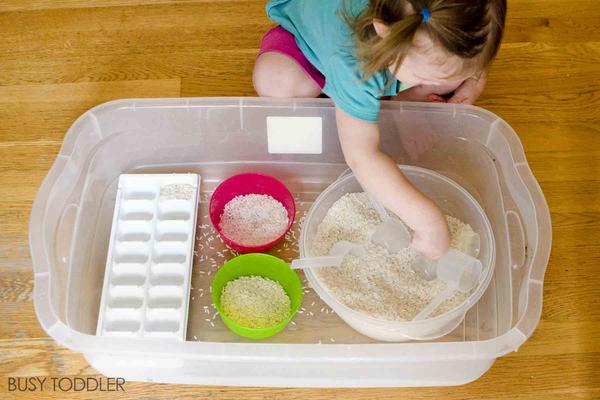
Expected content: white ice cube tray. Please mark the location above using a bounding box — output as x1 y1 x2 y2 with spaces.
96 174 200 340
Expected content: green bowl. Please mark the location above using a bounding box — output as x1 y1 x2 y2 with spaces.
211 253 303 339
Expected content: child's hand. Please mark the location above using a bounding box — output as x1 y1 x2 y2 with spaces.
411 216 451 260
392 85 432 102
395 82 463 104
445 72 488 105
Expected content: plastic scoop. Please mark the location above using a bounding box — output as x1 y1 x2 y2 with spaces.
369 196 412 253
368 197 481 282
412 249 483 320
291 241 366 270
369 197 437 279
411 228 481 281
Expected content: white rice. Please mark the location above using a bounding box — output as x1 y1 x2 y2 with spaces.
220 276 291 328
219 194 288 246
160 184 195 200
312 192 479 321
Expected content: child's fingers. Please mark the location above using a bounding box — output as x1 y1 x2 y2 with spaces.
427 94 447 103
448 94 470 104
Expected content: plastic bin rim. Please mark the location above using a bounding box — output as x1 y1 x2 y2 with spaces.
55 97 503 158
32 313 533 361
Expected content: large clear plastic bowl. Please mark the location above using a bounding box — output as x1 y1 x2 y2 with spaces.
302 165 496 341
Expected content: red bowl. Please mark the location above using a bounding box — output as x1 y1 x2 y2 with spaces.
209 173 296 253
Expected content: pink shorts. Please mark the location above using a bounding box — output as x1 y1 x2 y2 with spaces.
258 26 326 89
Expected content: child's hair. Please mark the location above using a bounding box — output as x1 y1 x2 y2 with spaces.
346 0 507 78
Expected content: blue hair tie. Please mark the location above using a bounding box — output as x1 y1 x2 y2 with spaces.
420 8 431 23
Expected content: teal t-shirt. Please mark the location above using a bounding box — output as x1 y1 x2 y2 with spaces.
267 0 405 122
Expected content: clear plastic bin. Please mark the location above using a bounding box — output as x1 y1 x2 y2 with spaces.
29 97 551 387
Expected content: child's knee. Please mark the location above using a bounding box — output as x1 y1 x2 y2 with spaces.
252 58 284 97
253 53 320 98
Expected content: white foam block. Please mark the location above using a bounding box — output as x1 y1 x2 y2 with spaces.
267 116 322 154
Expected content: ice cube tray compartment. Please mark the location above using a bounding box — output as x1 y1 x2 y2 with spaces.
120 200 155 220
158 200 192 220
156 220 190 241
117 221 153 241
96 174 200 340
150 263 186 285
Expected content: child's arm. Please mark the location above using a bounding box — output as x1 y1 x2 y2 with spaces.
336 107 450 260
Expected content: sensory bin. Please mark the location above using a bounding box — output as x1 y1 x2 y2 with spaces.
30 98 551 387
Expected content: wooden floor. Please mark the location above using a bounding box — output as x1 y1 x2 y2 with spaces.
0 0 599 399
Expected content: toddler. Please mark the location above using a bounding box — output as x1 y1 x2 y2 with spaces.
253 0 506 259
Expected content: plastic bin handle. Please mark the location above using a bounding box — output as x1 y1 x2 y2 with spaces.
506 210 526 270
55 203 79 267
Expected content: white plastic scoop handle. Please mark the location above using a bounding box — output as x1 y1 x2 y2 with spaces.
291 241 366 270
